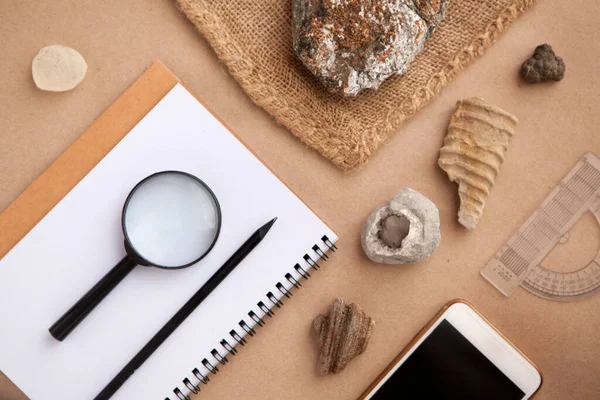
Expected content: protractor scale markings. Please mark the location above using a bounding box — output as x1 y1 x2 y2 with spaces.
481 152 600 301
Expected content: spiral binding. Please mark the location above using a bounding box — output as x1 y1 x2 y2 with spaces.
166 235 336 400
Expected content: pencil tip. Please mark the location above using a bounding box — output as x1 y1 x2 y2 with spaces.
258 217 277 237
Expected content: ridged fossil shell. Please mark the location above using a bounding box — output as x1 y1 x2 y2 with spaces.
313 298 374 375
439 98 518 229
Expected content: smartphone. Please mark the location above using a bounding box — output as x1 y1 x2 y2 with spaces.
359 300 541 400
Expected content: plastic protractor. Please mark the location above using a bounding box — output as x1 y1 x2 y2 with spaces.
521 259 600 301
481 152 600 299
521 192 600 301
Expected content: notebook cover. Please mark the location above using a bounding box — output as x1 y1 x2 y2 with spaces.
0 62 337 398
0 62 178 260
0 61 332 263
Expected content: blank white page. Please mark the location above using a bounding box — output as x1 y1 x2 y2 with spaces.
0 84 337 400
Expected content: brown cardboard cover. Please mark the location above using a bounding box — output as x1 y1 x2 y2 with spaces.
0 62 178 260
1 1 599 399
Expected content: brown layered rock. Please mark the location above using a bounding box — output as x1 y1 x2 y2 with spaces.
313 298 374 374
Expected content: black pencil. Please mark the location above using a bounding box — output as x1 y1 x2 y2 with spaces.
94 217 278 400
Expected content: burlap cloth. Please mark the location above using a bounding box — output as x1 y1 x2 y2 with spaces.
176 0 536 171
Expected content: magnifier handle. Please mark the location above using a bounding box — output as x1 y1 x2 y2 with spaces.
49 256 137 341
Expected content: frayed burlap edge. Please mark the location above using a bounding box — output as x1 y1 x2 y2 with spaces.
176 0 536 171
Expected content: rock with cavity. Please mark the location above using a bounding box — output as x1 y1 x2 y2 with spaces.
361 188 441 264
313 298 374 375
32 45 87 92
292 0 449 96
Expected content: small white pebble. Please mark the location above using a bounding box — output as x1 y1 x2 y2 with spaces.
32 45 87 92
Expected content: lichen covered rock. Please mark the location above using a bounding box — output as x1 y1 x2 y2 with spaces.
292 0 449 96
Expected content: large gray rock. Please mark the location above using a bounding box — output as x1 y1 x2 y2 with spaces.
292 0 449 96
361 188 441 264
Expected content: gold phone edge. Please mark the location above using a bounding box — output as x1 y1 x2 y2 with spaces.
356 299 543 400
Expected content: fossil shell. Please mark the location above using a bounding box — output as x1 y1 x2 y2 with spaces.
313 298 374 375
439 97 518 229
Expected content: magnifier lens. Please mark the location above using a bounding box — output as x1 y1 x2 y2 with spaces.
123 172 220 268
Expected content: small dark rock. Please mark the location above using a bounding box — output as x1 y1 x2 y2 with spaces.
520 44 565 84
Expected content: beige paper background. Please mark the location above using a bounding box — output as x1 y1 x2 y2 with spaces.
0 1 599 399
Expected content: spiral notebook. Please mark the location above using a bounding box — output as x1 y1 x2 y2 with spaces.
0 74 337 399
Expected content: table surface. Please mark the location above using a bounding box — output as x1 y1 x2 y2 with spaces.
1 1 599 399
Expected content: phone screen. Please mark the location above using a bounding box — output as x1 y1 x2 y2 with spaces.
369 319 525 400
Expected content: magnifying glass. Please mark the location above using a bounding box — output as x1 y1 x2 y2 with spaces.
49 171 221 341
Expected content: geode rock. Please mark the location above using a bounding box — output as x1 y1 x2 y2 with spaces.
362 188 441 264
292 0 449 96
313 298 374 375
